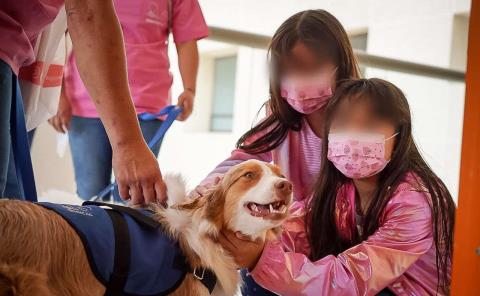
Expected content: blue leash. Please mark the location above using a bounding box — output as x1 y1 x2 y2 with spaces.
11 80 37 202
91 105 183 201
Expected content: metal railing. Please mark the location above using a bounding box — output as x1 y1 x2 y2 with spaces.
207 26 465 82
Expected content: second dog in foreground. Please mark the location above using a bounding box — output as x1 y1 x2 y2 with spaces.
0 159 293 295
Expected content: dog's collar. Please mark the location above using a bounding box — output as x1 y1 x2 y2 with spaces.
192 267 217 294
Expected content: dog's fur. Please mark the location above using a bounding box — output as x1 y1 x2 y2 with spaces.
0 160 293 296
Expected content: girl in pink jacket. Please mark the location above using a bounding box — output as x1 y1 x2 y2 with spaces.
219 78 456 296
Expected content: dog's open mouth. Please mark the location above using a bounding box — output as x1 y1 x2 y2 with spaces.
244 200 288 218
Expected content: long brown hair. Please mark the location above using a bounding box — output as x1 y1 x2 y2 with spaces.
236 10 361 154
307 78 456 293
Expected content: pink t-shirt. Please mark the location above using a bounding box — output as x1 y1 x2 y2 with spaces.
0 0 64 74
63 0 208 117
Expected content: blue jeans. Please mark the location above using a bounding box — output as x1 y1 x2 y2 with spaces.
4 130 35 198
68 116 163 200
0 59 14 197
240 269 396 295
241 270 276 295
0 59 37 200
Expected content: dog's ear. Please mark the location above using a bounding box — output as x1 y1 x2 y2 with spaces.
200 165 246 231
170 184 226 230
202 185 226 230
170 196 207 211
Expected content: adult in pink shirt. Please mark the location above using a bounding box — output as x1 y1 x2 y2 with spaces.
0 0 168 203
49 0 208 200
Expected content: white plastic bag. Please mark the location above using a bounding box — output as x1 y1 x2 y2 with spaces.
18 7 68 131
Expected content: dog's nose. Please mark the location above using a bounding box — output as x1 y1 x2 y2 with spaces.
275 180 292 197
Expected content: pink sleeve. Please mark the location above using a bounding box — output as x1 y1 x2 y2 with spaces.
199 148 272 187
250 190 434 295
172 0 209 43
276 201 310 254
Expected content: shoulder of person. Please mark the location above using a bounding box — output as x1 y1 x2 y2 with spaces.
394 172 429 194
384 172 433 218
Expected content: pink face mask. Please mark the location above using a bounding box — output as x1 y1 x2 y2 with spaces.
327 132 398 179
280 70 335 114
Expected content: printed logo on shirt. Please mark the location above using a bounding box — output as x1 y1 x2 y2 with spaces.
145 2 163 25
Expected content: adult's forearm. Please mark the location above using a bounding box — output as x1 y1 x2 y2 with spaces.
65 0 143 148
176 40 199 93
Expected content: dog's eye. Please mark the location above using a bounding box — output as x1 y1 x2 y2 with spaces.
244 172 254 179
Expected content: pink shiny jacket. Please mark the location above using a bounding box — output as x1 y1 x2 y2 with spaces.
250 175 448 296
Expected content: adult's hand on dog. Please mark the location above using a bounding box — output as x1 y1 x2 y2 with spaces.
217 229 265 270
113 142 167 205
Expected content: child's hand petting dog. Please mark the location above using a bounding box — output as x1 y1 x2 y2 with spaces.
217 229 265 270
188 176 223 199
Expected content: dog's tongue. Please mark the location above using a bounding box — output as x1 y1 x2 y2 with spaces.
256 204 270 215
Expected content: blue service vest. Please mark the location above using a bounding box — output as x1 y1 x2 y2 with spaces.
38 202 188 296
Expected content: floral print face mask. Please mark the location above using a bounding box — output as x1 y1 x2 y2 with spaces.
327 132 398 179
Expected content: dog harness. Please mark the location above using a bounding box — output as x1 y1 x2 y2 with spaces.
38 201 217 296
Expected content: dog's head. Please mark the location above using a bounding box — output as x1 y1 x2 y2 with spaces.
179 160 293 239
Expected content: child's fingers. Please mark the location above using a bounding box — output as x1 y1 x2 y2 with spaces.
235 232 263 244
213 176 223 185
188 185 207 199
218 230 239 251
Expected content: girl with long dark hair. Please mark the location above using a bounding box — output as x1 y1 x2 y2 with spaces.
219 78 455 296
191 10 360 294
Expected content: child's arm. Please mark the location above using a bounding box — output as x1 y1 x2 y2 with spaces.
250 190 433 295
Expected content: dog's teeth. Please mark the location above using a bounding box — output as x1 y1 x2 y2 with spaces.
269 204 274 213
251 204 258 212
279 205 286 213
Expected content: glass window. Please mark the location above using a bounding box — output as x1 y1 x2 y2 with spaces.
349 33 368 76
210 56 237 132
350 33 368 51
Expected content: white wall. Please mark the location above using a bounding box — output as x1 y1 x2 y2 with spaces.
364 0 469 200
198 0 369 35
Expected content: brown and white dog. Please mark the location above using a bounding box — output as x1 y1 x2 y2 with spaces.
0 159 293 296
